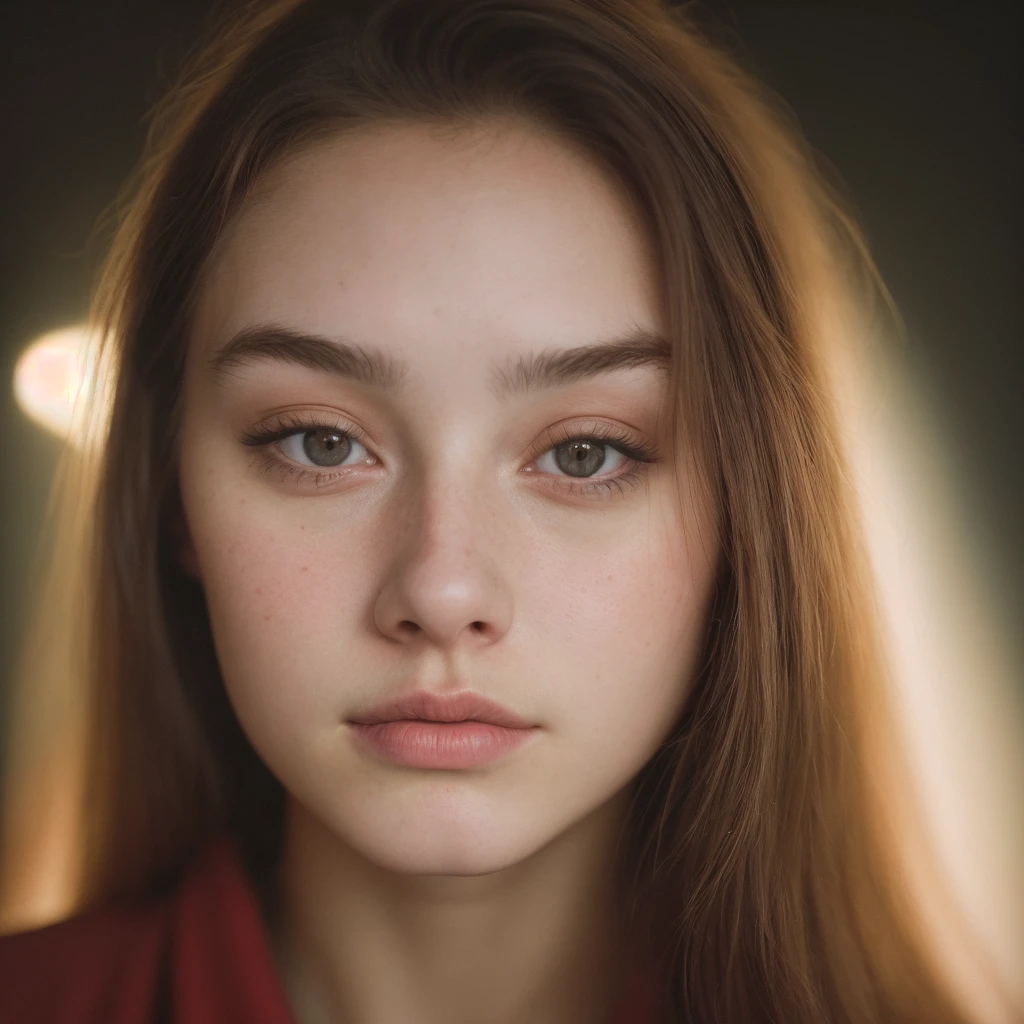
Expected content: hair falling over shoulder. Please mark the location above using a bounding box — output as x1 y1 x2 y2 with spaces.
0 2 1000 1021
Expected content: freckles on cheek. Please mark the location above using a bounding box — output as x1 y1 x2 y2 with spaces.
202 541 336 716
555 547 696 670
204 516 365 642
558 550 647 623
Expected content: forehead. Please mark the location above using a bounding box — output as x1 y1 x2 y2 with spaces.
190 121 663 384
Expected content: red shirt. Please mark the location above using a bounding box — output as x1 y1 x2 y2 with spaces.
0 835 661 1023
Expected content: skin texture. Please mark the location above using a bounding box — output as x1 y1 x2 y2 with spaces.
177 121 720 1024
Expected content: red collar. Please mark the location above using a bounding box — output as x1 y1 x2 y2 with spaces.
174 835 662 1024
1 833 661 1023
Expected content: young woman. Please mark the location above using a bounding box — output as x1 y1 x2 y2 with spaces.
0 0 996 1021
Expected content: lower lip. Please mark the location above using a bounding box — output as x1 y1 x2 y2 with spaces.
349 720 538 769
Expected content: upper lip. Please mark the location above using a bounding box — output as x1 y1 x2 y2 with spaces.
348 689 535 728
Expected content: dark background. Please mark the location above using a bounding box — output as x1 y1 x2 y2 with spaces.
1 0 1020 733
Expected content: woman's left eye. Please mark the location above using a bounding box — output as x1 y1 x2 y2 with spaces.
239 415 660 499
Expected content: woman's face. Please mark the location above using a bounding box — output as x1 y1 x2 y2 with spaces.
178 121 719 875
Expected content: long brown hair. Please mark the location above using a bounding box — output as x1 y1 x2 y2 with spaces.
0 1 990 1020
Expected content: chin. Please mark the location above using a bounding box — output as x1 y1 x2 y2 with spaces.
330 803 561 877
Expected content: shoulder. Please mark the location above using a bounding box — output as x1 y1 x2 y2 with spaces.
0 834 287 1024
0 885 172 1024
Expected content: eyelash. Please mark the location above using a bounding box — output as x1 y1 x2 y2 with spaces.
239 412 660 500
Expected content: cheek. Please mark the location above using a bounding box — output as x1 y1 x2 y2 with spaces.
527 511 716 759
178 460 376 738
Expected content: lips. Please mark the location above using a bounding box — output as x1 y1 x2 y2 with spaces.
347 689 535 729
347 689 539 770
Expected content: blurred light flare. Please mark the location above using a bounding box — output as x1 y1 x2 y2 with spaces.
12 324 106 444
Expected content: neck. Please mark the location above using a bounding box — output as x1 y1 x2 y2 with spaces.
265 792 639 1024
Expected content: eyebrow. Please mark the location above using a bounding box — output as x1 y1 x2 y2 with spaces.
207 322 671 399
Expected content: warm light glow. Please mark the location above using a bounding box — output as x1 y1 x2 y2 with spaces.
830 332 1024 1019
12 325 106 444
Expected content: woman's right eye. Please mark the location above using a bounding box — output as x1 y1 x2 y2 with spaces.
275 427 372 469
239 416 378 488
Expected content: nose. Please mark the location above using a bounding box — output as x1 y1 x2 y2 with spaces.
372 478 514 651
